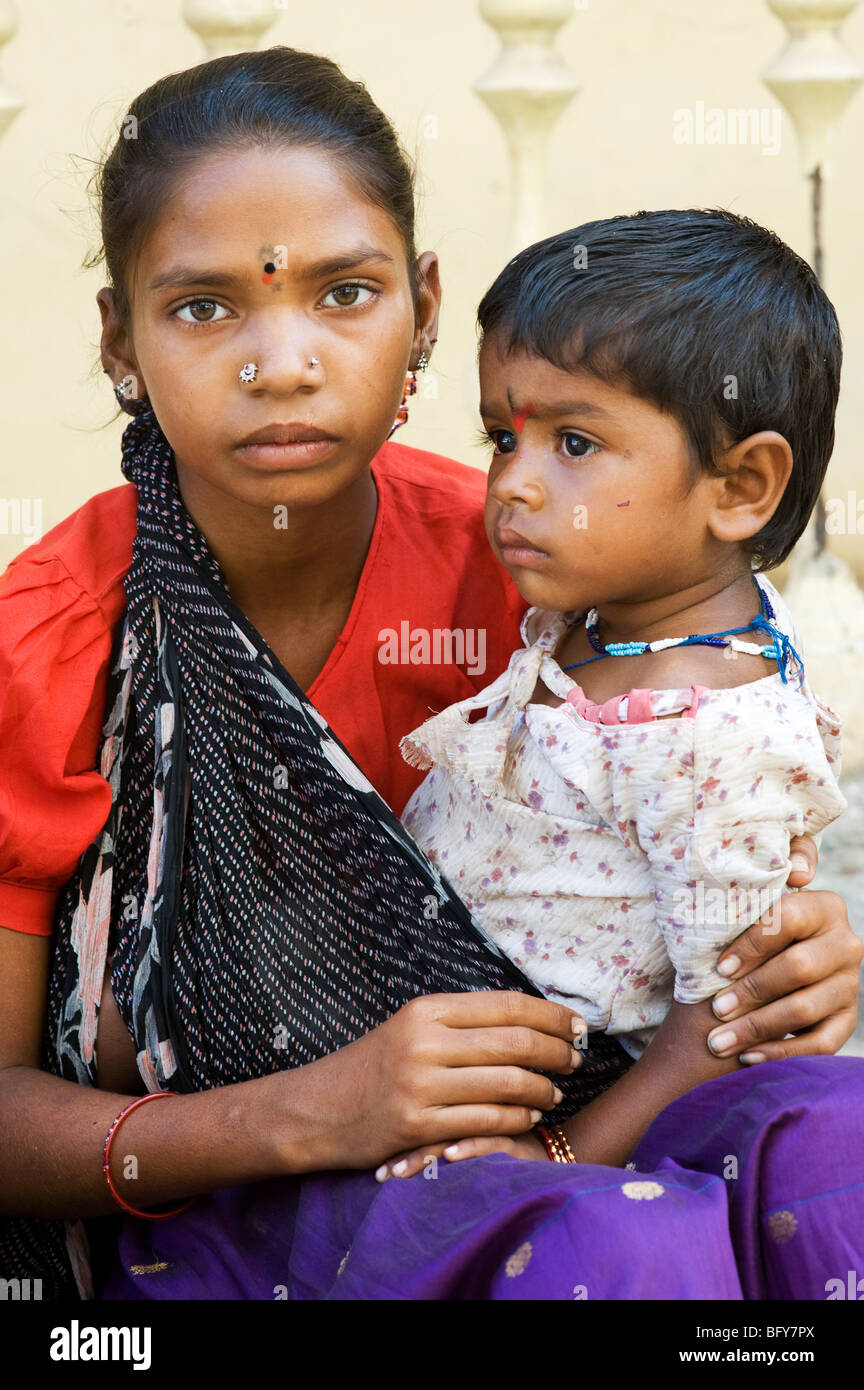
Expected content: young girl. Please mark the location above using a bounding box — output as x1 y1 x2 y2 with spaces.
389 209 852 1176
0 49 860 1303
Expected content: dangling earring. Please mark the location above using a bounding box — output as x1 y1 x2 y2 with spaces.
388 370 418 438
416 350 429 372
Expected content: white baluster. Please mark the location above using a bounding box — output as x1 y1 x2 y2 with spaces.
474 0 580 255
182 0 279 57
763 0 862 177
763 0 864 771
0 0 22 141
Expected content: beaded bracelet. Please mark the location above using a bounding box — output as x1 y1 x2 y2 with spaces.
103 1091 199 1220
536 1124 577 1163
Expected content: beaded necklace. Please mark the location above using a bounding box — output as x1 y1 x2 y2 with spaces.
561 575 803 686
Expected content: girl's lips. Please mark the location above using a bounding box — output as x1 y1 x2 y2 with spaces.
494 527 551 568
497 543 552 569
235 438 339 469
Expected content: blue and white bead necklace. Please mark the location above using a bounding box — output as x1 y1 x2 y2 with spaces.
561 575 803 686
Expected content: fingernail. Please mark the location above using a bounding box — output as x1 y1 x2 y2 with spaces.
375 1165 389 1182
739 1051 767 1065
708 1029 736 1055
444 1144 461 1158
571 1046 583 1065
552 1086 564 1105
392 1160 408 1176
716 955 740 978
712 991 738 1017
571 1016 586 1036
530 1109 542 1124
790 853 808 873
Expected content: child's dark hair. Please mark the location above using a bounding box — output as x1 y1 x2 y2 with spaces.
477 208 842 571
84 46 420 336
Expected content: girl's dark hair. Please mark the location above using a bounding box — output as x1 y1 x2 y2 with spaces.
84 46 420 333
477 208 842 571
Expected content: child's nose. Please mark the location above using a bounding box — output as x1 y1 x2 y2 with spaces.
489 452 545 510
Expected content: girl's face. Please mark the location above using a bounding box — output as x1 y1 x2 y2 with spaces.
99 145 438 514
479 335 724 614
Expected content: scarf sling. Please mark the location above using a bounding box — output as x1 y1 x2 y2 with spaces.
2 403 632 1298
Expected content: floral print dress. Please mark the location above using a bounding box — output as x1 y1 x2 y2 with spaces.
401 575 846 1059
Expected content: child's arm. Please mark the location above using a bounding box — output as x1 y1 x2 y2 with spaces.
558 999 739 1167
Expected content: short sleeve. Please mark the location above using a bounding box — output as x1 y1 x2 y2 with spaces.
0 554 119 934
606 681 847 1003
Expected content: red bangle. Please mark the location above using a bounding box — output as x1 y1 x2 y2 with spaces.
536 1124 577 1163
103 1091 199 1220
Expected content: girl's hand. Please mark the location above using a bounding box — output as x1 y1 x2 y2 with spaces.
290 991 584 1174
707 835 862 1063
376 1126 549 1180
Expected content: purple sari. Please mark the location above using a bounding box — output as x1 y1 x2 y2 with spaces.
102 1055 864 1301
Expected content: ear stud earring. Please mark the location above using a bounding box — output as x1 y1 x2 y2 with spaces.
114 374 138 404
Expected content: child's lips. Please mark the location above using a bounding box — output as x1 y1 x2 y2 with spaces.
494 525 551 567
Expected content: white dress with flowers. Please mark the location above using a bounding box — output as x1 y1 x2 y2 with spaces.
400 574 845 1058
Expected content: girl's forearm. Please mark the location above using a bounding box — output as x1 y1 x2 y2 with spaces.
561 1000 740 1168
0 1063 329 1220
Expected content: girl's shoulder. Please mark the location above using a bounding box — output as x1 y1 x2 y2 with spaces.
0 483 136 615
0 485 137 936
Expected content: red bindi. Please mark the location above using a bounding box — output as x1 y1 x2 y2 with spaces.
512 404 534 433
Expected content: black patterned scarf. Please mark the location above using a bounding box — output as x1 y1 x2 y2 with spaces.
3 402 632 1298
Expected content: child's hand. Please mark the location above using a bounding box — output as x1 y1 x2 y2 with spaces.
376 1127 549 1181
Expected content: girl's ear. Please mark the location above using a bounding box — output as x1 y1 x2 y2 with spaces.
96 287 145 395
706 430 793 545
412 251 441 369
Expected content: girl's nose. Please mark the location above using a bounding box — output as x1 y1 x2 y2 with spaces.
488 451 545 511
241 317 324 392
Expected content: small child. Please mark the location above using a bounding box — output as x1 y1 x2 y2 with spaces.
401 208 847 1062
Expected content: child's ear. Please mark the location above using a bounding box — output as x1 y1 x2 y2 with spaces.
96 287 144 395
706 430 793 545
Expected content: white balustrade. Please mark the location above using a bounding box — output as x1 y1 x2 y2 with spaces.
764 0 863 175
763 0 864 769
474 0 580 255
182 0 279 57
0 0 22 142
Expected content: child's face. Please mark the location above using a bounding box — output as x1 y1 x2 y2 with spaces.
479 335 721 613
103 145 433 516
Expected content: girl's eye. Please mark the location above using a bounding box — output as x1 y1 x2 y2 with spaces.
561 431 599 459
321 283 377 308
479 428 518 455
174 299 230 325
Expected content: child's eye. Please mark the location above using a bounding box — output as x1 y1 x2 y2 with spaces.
561 431 599 459
320 283 377 308
173 299 230 326
477 427 518 455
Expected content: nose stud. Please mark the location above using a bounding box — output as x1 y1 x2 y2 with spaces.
239 362 258 383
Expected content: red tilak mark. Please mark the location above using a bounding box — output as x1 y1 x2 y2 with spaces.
616 499 631 508
513 404 534 433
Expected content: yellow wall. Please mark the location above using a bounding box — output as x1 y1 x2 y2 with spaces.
1 0 863 576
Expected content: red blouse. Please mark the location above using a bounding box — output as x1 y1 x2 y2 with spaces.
0 440 526 936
